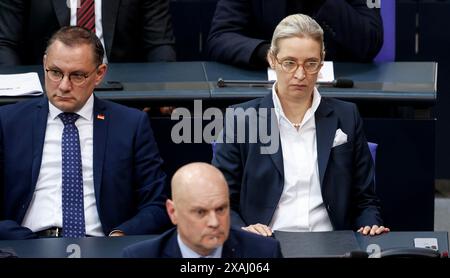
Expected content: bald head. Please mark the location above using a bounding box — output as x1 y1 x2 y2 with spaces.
171 162 229 203
167 162 230 256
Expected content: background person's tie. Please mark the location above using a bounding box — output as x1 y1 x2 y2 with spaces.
59 113 86 238
77 0 95 33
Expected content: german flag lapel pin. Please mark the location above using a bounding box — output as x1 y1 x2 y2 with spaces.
97 113 105 120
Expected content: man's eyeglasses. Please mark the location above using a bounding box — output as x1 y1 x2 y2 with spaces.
45 67 99 86
275 57 322 74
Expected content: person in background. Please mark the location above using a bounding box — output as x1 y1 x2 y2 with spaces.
207 0 382 68
0 0 176 65
0 26 171 239
212 14 389 237
123 162 283 258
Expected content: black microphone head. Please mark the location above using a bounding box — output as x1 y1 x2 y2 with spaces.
333 79 354 88
217 78 225 87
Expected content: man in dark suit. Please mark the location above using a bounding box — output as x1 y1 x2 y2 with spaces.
123 162 283 258
212 14 389 237
0 26 171 239
0 0 176 65
207 0 383 68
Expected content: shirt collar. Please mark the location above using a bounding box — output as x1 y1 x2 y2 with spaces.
271 83 322 126
177 233 223 258
48 93 94 121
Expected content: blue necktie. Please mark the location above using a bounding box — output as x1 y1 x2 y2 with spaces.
59 113 85 238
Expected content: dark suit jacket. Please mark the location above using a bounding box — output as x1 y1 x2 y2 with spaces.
0 0 176 65
207 0 383 67
122 227 283 258
0 96 171 239
212 93 382 230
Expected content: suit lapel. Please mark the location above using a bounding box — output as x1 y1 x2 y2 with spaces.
222 230 239 258
52 0 70 26
93 97 109 202
162 230 184 258
315 100 337 186
102 0 121 58
259 94 284 176
31 99 50 190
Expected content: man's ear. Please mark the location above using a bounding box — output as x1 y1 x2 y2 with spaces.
43 55 47 69
166 199 177 225
94 63 107 86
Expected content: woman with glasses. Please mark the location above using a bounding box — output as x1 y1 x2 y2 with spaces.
212 14 389 237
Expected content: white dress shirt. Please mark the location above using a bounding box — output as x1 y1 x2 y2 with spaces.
269 84 333 232
177 233 223 258
22 94 104 236
69 0 108 63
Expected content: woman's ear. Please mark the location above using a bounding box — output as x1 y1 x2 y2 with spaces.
267 51 275 69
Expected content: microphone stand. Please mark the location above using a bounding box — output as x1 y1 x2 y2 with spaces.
217 78 353 88
217 78 273 88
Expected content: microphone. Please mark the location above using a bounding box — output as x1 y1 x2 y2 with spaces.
217 78 353 88
317 79 354 88
341 250 369 258
303 250 369 258
316 250 369 258
217 78 273 87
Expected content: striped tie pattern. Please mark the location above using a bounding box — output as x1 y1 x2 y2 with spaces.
77 0 95 33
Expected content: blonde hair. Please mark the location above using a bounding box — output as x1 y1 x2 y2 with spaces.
269 14 325 61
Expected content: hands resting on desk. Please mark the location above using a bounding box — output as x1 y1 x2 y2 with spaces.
242 223 390 237
109 230 126 237
357 225 390 236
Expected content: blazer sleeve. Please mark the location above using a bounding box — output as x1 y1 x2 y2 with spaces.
0 220 38 240
0 114 37 239
0 0 26 65
207 0 383 65
207 0 266 67
212 120 247 227
141 0 176 62
114 113 172 234
350 104 383 228
315 0 383 62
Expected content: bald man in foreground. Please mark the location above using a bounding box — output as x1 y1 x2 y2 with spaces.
123 163 283 258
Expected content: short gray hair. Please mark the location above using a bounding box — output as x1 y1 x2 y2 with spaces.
269 14 325 61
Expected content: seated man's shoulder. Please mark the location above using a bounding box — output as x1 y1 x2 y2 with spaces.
123 228 176 258
99 98 144 115
97 99 149 125
0 97 45 118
